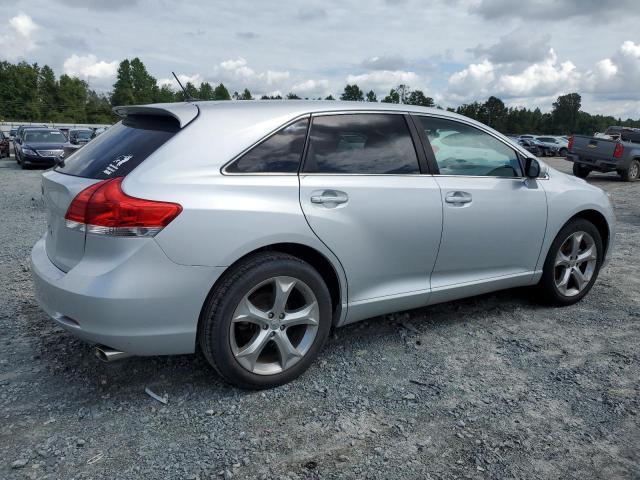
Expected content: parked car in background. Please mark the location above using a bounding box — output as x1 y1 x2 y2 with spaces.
567 127 640 181
534 136 564 156
9 128 18 140
517 138 541 156
92 126 109 138
14 127 68 169
0 131 10 158
69 128 93 146
31 101 615 389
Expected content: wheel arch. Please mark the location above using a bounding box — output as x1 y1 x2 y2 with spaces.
567 209 610 260
197 242 345 341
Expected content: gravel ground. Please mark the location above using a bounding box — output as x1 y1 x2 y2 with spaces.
1 154 638 480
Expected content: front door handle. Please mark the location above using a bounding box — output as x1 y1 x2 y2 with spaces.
310 190 349 206
445 191 472 205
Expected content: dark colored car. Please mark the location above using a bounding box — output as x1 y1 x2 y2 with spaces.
14 128 68 169
0 131 10 158
69 128 93 146
517 138 541 156
9 128 18 140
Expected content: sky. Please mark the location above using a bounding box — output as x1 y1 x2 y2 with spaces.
0 0 639 118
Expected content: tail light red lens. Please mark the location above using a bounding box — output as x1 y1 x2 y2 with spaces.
64 177 182 237
613 142 624 158
567 135 574 151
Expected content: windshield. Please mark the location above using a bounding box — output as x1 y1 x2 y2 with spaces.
75 131 92 140
24 130 67 143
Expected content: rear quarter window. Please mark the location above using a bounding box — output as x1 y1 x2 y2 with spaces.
55 115 179 179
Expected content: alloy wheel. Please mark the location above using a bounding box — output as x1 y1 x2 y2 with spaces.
554 231 598 297
230 276 319 375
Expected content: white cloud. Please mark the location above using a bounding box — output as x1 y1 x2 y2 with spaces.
346 70 419 90
213 57 290 93
584 40 640 98
448 60 495 97
10 14 37 38
157 73 204 89
0 14 38 60
63 54 118 80
446 49 580 102
291 79 329 95
497 50 579 97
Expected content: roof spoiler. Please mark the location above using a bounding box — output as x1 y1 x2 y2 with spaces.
112 103 199 128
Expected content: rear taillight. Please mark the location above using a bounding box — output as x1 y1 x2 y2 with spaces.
613 142 624 158
567 135 574 151
64 177 182 237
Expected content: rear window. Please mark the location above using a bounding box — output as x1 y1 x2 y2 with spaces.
55 115 179 179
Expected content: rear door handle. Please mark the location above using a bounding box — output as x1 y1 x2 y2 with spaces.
445 191 472 205
310 190 349 206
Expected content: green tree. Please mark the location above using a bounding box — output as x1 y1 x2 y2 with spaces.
481 96 507 130
340 84 364 101
154 84 176 103
552 93 581 134
111 59 135 106
365 90 377 102
286 92 301 99
198 82 215 100
261 94 283 100
381 88 400 103
406 90 434 107
237 88 253 100
324 94 335 100
176 81 199 101
56 74 88 122
129 57 157 104
213 83 231 100
38 65 57 121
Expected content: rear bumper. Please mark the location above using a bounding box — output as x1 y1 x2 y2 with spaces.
31 235 225 355
566 153 621 171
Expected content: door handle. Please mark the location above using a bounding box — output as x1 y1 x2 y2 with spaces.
310 190 349 206
445 191 472 205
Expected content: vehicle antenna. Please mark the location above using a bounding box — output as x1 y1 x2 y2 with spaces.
172 72 197 102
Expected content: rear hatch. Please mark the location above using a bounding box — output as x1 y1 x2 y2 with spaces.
42 113 185 272
572 135 618 162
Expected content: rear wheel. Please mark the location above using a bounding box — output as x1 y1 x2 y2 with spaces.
620 159 640 182
572 163 591 178
198 252 332 389
538 219 603 306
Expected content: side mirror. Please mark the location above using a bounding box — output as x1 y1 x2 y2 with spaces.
524 157 541 178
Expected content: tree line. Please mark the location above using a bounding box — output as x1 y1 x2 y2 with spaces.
1 57 638 135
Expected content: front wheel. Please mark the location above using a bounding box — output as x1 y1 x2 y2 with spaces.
538 219 603 306
198 252 332 389
559 148 568 157
620 159 640 182
573 163 591 178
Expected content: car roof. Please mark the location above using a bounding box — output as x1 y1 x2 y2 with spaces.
115 100 475 129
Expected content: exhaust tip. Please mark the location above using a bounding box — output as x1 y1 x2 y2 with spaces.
95 345 131 362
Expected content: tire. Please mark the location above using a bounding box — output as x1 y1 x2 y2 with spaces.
620 159 640 182
573 163 591 178
198 252 332 389
538 219 603 306
559 148 568 157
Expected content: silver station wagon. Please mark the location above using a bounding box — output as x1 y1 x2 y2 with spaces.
31 101 615 389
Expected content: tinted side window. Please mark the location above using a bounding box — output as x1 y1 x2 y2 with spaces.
304 114 419 174
55 115 180 179
417 117 522 177
226 117 309 173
